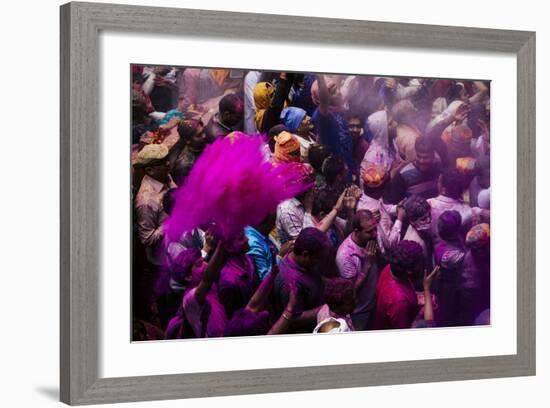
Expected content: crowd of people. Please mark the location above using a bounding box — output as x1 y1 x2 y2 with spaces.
131 66 491 341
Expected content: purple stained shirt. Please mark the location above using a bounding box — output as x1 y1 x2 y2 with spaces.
335 235 378 315
374 265 418 330
217 254 258 317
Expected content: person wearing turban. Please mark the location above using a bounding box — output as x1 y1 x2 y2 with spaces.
460 223 490 325
280 107 316 161
442 124 473 167
465 223 490 249
273 131 301 164
253 73 294 133
135 142 177 267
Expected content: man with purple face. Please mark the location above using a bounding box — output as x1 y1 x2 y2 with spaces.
217 230 258 319
273 228 327 331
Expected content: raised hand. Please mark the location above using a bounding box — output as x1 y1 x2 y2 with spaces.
454 103 470 122
348 185 363 201
423 266 440 291
278 240 295 258
333 189 348 212
366 240 378 263
396 204 406 222
343 189 357 211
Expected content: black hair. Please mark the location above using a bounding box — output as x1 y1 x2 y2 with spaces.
267 124 290 152
322 155 346 184
352 210 374 231
403 195 431 222
324 278 354 311
437 210 462 241
345 110 363 123
219 93 244 115
441 169 466 199
415 135 435 154
307 144 331 172
293 227 326 256
389 240 424 281
177 119 203 143
311 189 339 217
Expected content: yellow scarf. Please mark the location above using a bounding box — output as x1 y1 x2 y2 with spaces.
253 82 274 131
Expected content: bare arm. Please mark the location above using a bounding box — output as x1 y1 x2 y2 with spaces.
316 74 330 116
422 266 440 322
246 258 279 313
315 190 347 233
267 283 298 335
194 242 226 305
354 241 377 294
259 73 293 132
468 81 489 104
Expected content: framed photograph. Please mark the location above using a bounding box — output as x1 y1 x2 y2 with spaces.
60 1 535 405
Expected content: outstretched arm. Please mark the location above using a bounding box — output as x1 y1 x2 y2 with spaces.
315 189 348 233
259 73 293 132
316 74 330 116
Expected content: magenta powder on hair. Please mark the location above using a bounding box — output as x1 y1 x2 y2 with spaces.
165 135 310 242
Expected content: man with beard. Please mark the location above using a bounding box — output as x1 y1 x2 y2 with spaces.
171 118 208 185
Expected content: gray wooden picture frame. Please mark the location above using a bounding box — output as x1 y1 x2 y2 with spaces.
60 1 536 405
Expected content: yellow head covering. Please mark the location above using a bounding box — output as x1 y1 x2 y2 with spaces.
253 82 275 131
209 69 230 87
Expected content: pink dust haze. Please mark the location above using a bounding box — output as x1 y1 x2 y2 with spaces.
165 134 311 242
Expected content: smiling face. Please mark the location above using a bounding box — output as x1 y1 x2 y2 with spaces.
348 116 363 140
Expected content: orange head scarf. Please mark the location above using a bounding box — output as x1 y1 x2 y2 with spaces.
274 131 301 163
